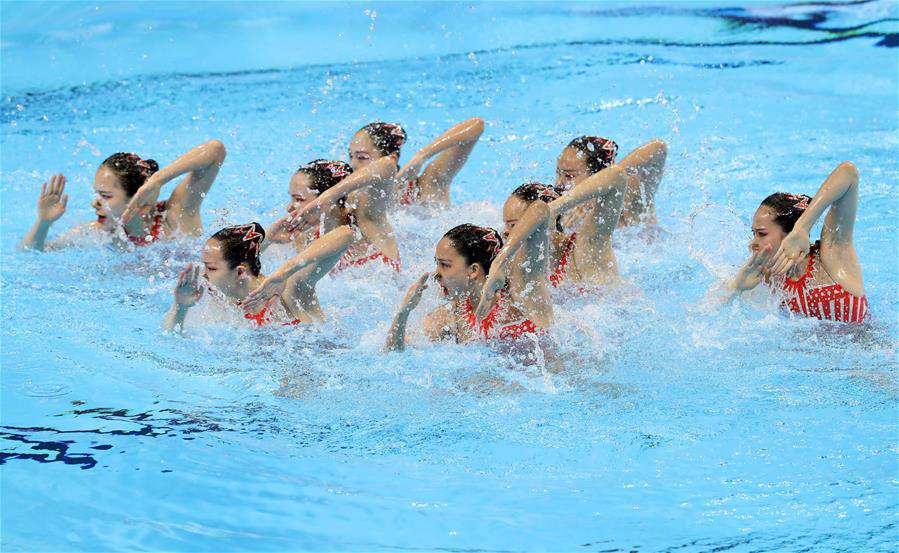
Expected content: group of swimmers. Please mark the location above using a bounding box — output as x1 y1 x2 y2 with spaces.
19 117 870 353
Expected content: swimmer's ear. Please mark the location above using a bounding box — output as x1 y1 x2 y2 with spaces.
468 263 485 280
236 265 248 278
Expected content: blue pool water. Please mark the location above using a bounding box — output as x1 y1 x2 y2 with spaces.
2 2 897 551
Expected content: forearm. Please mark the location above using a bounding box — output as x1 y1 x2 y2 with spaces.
384 308 413 352
272 227 354 284
792 162 858 234
549 166 626 219
163 303 191 332
149 140 226 189
19 219 53 251
306 158 395 218
416 117 484 160
493 202 550 278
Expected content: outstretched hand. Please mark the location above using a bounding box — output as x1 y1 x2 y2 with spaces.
769 230 810 276
396 152 427 186
121 177 161 224
174 264 204 307
733 245 774 292
401 272 431 313
267 214 298 244
37 174 69 223
474 271 506 322
242 275 286 314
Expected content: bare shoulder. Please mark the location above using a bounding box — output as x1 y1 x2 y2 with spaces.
423 304 455 340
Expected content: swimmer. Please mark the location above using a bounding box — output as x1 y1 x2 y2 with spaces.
281 155 401 272
384 202 553 352
262 159 353 254
503 165 628 289
163 224 354 331
555 136 667 231
20 140 226 251
348 119 484 208
720 162 868 323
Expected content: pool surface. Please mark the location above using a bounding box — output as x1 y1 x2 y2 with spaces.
2 2 897 551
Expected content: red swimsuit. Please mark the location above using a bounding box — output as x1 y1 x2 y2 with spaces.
462 292 543 341
779 241 869 323
399 176 420 206
126 201 167 246
549 232 577 288
244 305 304 327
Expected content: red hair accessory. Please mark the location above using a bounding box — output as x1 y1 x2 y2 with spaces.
125 153 153 178
325 161 351 179
238 224 263 252
786 193 811 210
388 124 407 148
533 183 559 203
481 228 502 257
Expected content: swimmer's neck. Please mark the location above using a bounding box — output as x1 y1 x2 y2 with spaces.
231 274 265 308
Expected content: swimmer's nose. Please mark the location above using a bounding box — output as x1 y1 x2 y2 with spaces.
91 197 101 209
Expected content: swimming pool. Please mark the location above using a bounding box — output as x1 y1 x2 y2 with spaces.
2 1 897 550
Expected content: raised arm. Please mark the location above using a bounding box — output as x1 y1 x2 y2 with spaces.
549 164 627 241
616 139 667 227
123 139 227 231
242 226 355 313
476 201 553 327
769 162 861 277
396 117 485 205
19 174 69 251
163 264 204 333
288 156 397 230
383 272 431 352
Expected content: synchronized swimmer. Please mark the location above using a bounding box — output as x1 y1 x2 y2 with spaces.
19 119 870 345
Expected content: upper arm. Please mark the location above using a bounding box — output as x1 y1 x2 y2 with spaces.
576 166 627 243
167 140 227 217
418 120 485 192
821 162 859 246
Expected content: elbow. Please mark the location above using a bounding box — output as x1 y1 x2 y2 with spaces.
645 139 668 161
469 117 485 137
837 161 859 182
205 139 227 164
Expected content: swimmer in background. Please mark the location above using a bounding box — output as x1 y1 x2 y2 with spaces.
502 164 628 290
275 155 402 272
384 201 554 352
348 119 485 208
555 136 667 232
262 159 354 254
719 162 868 323
20 140 226 251
164 223 354 332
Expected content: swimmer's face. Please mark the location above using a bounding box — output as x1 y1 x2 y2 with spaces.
434 237 484 298
502 195 530 239
90 166 129 228
348 131 379 172
749 207 788 254
555 147 590 192
287 172 319 213
201 238 247 299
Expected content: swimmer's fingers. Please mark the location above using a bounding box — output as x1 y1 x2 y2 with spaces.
243 281 275 312
473 291 498 323
748 245 773 271
403 272 430 310
192 266 204 301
